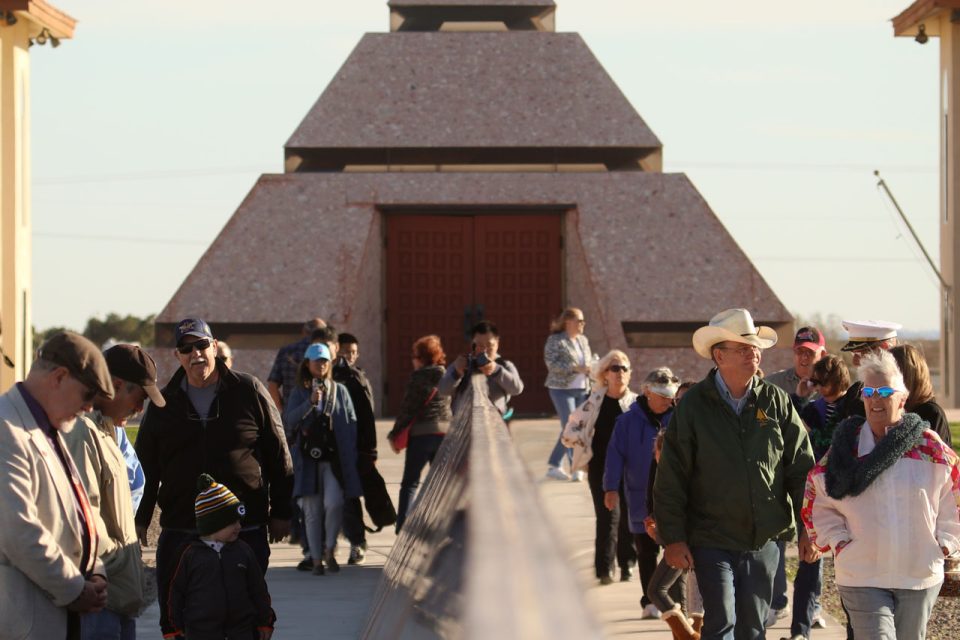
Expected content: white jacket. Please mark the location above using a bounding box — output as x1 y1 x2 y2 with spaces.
561 387 637 472
804 424 960 590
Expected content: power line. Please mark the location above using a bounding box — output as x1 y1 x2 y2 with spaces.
34 165 271 186
34 231 208 246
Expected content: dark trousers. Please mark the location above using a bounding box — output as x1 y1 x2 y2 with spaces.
586 466 636 578
647 558 689 614
343 496 366 546
396 434 444 532
634 532 661 607
155 526 270 635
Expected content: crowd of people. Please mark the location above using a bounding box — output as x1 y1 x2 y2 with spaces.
0 305 958 640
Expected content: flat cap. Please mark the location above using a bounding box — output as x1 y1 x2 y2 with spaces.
37 331 115 399
104 344 166 407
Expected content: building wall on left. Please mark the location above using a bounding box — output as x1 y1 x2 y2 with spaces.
0 20 32 392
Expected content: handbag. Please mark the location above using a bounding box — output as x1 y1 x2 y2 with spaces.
389 386 438 452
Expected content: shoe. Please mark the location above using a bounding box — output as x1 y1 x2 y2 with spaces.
690 613 704 634
325 550 340 574
620 567 633 582
778 636 805 640
812 616 827 629
348 545 366 565
571 470 586 482
599 574 614 585
546 466 570 481
662 605 697 639
765 606 789 628
296 558 312 572
311 563 325 576
641 603 660 619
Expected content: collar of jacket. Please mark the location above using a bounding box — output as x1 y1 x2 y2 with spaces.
825 412 927 500
703 368 759 409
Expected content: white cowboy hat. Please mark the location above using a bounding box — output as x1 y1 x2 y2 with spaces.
692 308 778 359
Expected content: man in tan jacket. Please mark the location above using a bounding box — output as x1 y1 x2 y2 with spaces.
63 344 166 640
0 332 114 640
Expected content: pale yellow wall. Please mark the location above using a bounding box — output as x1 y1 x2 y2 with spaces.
0 21 33 392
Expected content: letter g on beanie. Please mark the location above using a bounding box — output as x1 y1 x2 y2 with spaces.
194 473 245 536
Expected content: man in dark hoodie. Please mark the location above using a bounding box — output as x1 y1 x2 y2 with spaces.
134 318 292 638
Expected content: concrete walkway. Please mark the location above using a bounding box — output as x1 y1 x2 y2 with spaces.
136 418 847 638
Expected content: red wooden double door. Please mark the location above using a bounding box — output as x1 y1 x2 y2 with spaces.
385 213 562 415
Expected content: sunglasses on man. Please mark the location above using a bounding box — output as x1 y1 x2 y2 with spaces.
177 338 212 354
861 386 897 399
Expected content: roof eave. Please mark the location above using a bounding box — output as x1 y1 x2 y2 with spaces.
0 0 76 38
892 0 960 37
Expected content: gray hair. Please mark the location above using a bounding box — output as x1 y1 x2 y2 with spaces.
857 349 908 394
591 349 630 391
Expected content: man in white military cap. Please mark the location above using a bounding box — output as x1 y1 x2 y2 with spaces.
837 319 902 420
654 309 816 639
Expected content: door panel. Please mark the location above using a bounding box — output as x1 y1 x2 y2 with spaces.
385 213 561 415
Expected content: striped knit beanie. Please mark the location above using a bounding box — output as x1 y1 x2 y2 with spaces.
195 474 245 536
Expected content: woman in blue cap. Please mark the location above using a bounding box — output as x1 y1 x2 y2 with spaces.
283 342 362 575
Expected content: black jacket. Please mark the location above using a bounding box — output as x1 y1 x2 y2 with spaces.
333 357 377 466
169 539 273 640
135 360 294 530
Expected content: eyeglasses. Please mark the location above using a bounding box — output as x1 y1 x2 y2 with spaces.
717 345 760 357
177 338 212 354
608 364 630 373
861 386 897 399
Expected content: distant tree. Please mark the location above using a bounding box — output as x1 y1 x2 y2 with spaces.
33 325 71 347
83 313 156 348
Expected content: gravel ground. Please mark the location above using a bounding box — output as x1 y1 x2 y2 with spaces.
787 557 960 639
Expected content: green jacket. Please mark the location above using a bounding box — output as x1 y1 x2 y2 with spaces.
654 369 814 551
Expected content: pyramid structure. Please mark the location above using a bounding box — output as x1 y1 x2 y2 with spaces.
157 0 792 414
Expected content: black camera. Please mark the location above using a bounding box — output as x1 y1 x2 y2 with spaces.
301 411 332 460
468 351 490 373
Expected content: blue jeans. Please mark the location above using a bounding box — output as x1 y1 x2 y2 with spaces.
771 540 788 610
81 608 135 640
692 541 779 640
396 434 444 532
838 583 940 640
546 388 588 468
789 557 822 638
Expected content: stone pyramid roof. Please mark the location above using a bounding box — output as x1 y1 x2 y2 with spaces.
285 32 661 159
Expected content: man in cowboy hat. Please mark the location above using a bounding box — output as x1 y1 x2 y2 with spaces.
654 309 816 639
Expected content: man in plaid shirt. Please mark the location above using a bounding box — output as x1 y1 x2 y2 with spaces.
267 317 325 411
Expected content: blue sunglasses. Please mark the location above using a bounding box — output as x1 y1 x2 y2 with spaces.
861 386 897 399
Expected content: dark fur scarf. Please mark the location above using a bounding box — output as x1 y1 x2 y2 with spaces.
825 412 927 500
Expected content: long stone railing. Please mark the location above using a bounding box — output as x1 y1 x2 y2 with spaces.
360 375 602 639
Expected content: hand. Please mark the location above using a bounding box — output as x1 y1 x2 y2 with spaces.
310 387 321 405
796 379 816 398
259 628 274 640
67 577 108 613
603 490 618 511
944 546 951 557
575 364 591 375
389 436 401 454
454 355 468 377
136 524 149 547
664 542 695 570
268 519 290 543
479 361 497 376
798 529 820 563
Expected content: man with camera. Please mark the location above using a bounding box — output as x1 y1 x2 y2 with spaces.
439 320 524 416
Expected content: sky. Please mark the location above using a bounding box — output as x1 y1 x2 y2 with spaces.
28 0 943 335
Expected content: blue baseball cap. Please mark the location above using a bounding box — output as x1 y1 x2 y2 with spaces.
175 318 214 345
304 343 331 361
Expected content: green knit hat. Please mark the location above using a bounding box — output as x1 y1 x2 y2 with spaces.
194 474 245 536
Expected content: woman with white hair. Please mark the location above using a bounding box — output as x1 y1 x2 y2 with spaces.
804 350 960 640
603 367 680 619
562 350 638 585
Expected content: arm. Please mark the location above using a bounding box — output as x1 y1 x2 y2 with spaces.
267 352 286 411
390 370 433 437
490 360 524 396
935 452 960 555
602 416 627 493
61 420 119 558
780 399 816 530
281 385 314 443
134 404 161 537
437 363 464 398
653 409 693 546
115 425 145 513
543 334 577 379
347 377 378 462
0 423 86 606
250 375 294 523
167 545 191 637
802 461 850 554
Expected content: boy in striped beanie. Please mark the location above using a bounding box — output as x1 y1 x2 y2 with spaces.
168 475 275 639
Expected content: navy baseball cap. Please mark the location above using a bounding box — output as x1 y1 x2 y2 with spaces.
175 318 214 345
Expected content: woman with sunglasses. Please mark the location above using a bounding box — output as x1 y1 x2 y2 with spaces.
804 350 960 640
561 350 638 585
603 367 680 620
544 307 593 481
283 343 362 575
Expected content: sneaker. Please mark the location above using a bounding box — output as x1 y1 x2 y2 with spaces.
311 563 325 576
599 574 614 585
296 558 313 572
619 567 633 582
546 466 570 481
348 545 366 565
812 616 827 629
325 551 340 574
765 607 789 628
571 470 586 482
641 604 660 619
